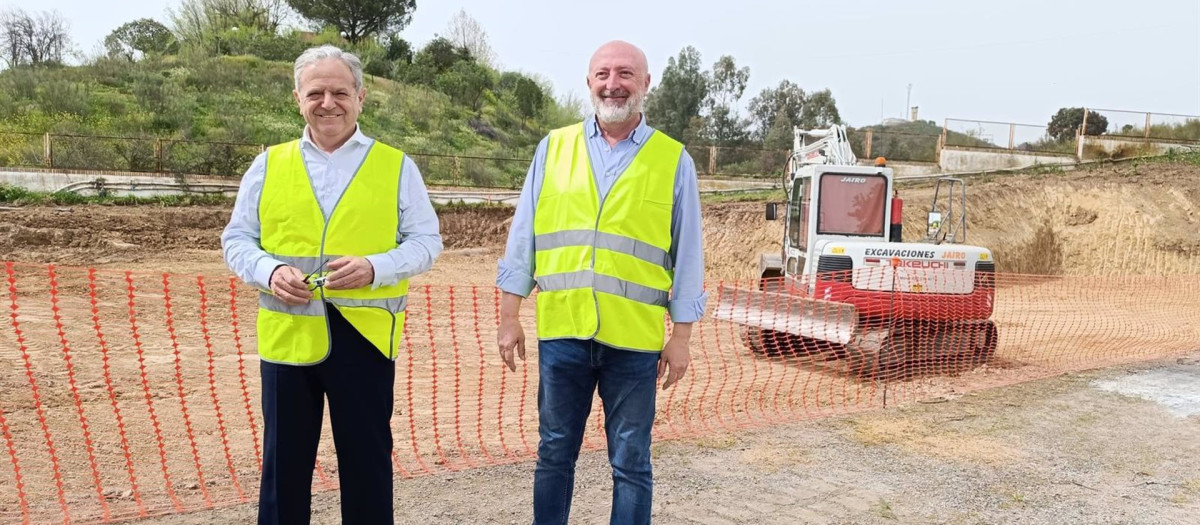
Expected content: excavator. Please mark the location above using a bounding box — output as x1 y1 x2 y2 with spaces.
710 125 998 377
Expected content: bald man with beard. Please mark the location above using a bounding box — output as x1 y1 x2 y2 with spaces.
495 40 707 525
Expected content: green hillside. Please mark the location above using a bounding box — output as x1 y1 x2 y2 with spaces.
0 53 580 187
846 120 990 163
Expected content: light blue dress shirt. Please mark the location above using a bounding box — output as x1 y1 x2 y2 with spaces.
222 126 443 290
496 115 708 323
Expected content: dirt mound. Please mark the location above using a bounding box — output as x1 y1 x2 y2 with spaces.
701 201 784 281
1 160 1198 279
437 205 514 250
0 206 229 264
905 162 1200 275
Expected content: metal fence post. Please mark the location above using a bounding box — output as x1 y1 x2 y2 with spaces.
1080 109 1089 159
937 120 948 164
936 132 943 164
154 138 163 172
43 132 52 168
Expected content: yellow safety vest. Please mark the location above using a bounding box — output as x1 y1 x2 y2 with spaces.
533 123 682 352
257 139 409 364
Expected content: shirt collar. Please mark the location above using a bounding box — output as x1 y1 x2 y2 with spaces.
586 114 649 145
300 124 372 153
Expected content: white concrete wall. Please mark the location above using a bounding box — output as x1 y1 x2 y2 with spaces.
1079 135 1200 158
938 146 1076 173
0 168 526 205
0 169 238 197
856 160 941 178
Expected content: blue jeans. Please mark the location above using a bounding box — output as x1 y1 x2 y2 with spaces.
533 338 659 525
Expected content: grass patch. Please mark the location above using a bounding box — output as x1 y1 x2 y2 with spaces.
847 416 1022 465
0 183 234 206
1155 149 1200 166
701 189 781 204
871 498 898 520
691 436 739 449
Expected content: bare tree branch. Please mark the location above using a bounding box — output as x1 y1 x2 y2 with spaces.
0 7 72 67
444 9 494 67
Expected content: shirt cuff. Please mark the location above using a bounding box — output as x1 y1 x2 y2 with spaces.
253 256 287 291
668 292 709 323
496 262 537 298
365 254 392 289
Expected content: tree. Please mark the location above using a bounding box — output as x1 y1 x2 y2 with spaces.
414 36 469 73
706 55 749 109
499 72 546 119
382 33 412 63
435 60 494 112
748 82 842 148
169 0 292 57
1047 107 1108 141
644 45 707 140
105 19 176 60
798 88 841 129
170 0 290 41
702 55 750 145
748 80 805 142
0 8 72 67
444 9 494 67
399 36 470 85
286 0 416 44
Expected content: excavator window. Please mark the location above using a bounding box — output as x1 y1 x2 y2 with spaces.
787 178 809 250
816 173 887 236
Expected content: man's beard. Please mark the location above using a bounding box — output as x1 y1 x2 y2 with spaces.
592 88 644 124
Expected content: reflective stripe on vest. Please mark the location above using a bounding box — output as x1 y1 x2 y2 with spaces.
257 140 409 365
533 123 682 352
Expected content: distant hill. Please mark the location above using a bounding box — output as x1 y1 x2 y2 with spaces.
846 120 990 163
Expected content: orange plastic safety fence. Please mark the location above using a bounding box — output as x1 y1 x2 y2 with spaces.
0 262 1198 523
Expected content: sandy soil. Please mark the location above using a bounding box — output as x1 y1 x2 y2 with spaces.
133 355 1200 525
1 161 1198 524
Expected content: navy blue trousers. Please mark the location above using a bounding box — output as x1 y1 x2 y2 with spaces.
258 304 396 525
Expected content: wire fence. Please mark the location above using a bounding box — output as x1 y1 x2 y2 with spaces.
0 132 798 186
1083 109 1200 141
0 132 539 189
942 119 1074 155
0 261 1198 523
847 129 942 163
4 109 1198 190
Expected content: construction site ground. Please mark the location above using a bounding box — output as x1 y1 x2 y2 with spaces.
2 160 1199 523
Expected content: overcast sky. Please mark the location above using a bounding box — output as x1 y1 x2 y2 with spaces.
16 0 1200 129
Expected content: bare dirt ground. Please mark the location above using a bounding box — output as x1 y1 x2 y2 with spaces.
1 161 1199 524
138 355 1200 525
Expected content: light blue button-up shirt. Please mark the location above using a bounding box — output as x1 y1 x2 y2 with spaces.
222 126 443 290
496 115 708 323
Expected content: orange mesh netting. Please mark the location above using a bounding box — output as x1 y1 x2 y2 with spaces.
0 261 1197 523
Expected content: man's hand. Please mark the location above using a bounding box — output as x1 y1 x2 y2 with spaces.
269 265 311 305
324 256 375 290
658 324 693 390
497 292 526 372
498 316 526 372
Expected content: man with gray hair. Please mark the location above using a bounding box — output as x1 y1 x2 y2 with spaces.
496 40 706 524
222 44 442 524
